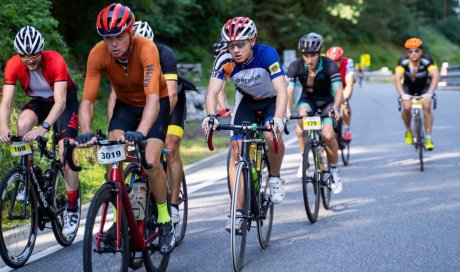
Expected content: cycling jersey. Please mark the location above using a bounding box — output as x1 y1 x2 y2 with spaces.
83 36 169 107
338 57 355 88
287 56 342 102
395 55 438 94
158 44 179 83
4 50 78 98
212 43 285 99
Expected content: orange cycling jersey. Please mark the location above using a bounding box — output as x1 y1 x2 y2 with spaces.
83 36 168 106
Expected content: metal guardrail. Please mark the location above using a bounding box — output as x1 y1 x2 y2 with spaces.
440 64 460 86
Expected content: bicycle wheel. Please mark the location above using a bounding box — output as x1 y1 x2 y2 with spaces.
414 115 424 172
257 156 273 249
321 174 332 210
0 169 38 268
142 185 170 272
51 163 81 246
341 141 350 166
83 184 130 272
226 146 232 194
231 162 249 272
174 172 188 245
302 142 320 223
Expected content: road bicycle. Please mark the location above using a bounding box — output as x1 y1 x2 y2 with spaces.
207 118 277 272
124 147 188 246
0 128 80 268
398 94 437 171
291 109 334 223
64 131 169 272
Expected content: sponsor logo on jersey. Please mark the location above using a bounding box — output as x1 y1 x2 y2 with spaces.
269 62 281 75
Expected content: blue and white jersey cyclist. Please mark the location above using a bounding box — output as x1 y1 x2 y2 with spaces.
285 33 344 194
202 17 288 231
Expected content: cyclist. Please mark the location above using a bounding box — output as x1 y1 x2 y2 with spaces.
212 40 232 117
286 33 343 194
75 3 175 254
202 17 287 231
0 26 80 235
326 46 355 142
395 37 439 150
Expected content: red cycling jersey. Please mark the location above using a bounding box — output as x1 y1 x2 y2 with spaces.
3 50 77 97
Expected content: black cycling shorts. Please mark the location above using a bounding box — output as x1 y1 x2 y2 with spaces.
167 90 186 138
231 94 276 141
297 97 334 119
22 93 79 141
109 97 170 142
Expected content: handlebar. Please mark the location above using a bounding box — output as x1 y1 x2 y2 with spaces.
8 135 55 160
398 93 437 111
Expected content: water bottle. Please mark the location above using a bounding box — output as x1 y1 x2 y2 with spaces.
133 179 146 220
255 146 262 171
249 143 257 165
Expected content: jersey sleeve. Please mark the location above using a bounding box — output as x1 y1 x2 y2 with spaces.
211 52 233 80
286 60 299 88
82 47 103 103
328 59 343 89
395 57 405 73
345 58 355 75
262 46 285 80
159 45 178 81
140 42 161 96
425 56 438 73
3 57 20 86
49 52 69 82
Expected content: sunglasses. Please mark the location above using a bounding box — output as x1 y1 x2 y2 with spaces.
227 40 248 50
20 53 41 61
408 49 420 54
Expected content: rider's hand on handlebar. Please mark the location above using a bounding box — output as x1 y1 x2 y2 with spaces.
75 132 96 147
329 108 341 121
422 91 434 100
0 130 11 143
202 115 219 135
285 110 292 121
122 131 146 144
268 117 284 133
22 127 47 143
401 93 412 100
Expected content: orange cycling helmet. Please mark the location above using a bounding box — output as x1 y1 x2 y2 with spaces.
404 38 423 49
326 46 344 61
96 3 135 36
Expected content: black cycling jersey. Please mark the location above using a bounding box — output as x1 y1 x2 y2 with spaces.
286 56 342 102
395 55 438 95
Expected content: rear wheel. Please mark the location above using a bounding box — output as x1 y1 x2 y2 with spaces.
340 141 350 166
83 185 130 272
302 142 320 223
231 162 249 272
51 163 81 246
0 169 38 268
257 154 273 249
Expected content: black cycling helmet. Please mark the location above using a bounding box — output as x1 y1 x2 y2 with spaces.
213 40 228 57
298 32 323 54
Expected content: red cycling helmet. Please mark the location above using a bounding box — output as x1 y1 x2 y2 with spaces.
326 46 344 61
221 17 257 42
96 3 135 36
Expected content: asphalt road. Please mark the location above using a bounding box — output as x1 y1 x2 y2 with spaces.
2 82 460 272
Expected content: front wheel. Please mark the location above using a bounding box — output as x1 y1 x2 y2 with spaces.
321 174 332 210
83 185 130 272
174 172 188 245
414 115 424 172
340 141 350 166
257 157 273 249
302 142 320 223
0 169 38 268
51 164 81 246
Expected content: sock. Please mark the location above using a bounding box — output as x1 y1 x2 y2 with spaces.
171 203 179 210
156 202 171 224
330 164 337 169
425 135 431 140
67 189 78 211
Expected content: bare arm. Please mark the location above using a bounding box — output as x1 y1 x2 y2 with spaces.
343 73 355 100
394 70 405 95
107 88 117 124
137 93 159 136
217 83 227 110
167 80 178 115
205 77 225 115
0 85 15 141
272 76 287 121
79 99 95 133
286 85 295 118
428 68 440 93
332 85 343 120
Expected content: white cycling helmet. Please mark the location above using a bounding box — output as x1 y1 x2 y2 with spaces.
133 21 154 41
221 17 257 42
14 26 45 55
298 32 323 54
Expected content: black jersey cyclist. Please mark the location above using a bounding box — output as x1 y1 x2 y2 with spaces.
394 37 439 150
286 33 344 194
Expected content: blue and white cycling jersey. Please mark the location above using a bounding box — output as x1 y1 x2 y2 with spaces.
211 44 285 99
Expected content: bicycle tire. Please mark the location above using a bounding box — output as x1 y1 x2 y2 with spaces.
174 172 188 245
302 142 320 223
226 146 232 195
321 174 332 210
0 169 38 268
142 184 170 272
257 153 273 249
341 141 350 166
414 115 424 172
51 163 81 246
231 162 249 272
83 184 130 272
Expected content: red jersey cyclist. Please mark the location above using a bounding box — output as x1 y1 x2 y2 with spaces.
326 46 355 142
394 38 439 150
0 26 80 235
286 33 343 194
202 17 287 231
75 3 175 254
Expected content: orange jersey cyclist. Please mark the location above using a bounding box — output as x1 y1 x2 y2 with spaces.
75 3 175 254
202 17 287 231
286 33 344 194
0 26 80 235
327 46 355 142
394 37 439 150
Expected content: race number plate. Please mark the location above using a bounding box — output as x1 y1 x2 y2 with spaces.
10 142 32 156
303 116 322 130
412 99 422 109
97 144 126 164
